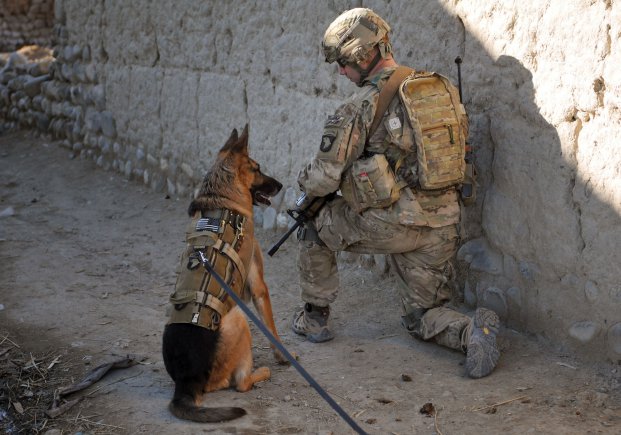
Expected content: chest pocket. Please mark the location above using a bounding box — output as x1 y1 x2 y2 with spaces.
340 153 406 214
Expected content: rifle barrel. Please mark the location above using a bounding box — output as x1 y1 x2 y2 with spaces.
267 219 302 256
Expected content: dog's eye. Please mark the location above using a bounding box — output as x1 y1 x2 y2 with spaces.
254 164 261 172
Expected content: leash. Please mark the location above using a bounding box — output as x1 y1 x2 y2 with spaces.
196 250 368 435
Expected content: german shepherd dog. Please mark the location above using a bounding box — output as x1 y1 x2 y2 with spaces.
162 125 288 422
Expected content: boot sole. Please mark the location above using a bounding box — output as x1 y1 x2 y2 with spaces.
465 308 500 378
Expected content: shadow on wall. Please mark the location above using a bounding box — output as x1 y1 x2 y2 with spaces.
442 34 620 358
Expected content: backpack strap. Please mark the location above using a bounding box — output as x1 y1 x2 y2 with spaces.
367 65 414 141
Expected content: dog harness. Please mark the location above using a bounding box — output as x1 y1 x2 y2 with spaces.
167 208 247 331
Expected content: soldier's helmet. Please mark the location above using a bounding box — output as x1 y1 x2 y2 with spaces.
322 8 392 65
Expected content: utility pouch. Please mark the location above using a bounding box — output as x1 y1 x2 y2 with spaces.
341 153 404 213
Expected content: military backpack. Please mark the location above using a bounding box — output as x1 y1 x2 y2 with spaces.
398 69 468 191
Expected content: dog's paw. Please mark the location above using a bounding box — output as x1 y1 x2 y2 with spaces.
274 349 298 365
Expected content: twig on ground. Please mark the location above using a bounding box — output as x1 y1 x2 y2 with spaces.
26 352 46 378
45 397 82 418
353 409 366 418
47 355 61 370
433 405 443 435
58 356 142 397
78 418 125 431
85 371 143 398
556 362 577 370
0 334 21 348
472 395 528 412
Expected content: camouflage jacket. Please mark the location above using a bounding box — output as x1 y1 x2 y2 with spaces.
297 67 460 228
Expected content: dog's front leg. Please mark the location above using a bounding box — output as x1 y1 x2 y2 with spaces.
247 247 297 364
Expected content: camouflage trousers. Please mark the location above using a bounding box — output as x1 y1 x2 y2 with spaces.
298 197 471 351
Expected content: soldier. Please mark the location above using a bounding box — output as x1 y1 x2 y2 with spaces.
291 8 501 378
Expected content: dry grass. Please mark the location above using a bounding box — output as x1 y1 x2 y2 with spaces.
0 330 123 434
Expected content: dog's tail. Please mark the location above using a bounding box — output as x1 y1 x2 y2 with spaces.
169 393 246 423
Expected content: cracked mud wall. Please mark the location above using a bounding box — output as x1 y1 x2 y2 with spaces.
30 0 621 361
448 0 621 362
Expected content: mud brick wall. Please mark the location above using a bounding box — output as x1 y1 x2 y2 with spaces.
0 0 55 51
0 0 620 363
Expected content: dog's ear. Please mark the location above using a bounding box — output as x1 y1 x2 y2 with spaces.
236 124 249 154
224 124 249 155
220 128 239 153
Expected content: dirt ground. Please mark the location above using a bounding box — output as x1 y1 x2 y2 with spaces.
0 130 620 435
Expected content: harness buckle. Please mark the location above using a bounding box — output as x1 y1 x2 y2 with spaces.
234 215 245 250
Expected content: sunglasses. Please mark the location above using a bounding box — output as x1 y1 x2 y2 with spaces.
336 57 348 68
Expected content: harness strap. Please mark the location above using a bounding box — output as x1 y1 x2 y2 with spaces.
193 291 227 316
168 207 249 330
367 66 414 142
212 238 246 282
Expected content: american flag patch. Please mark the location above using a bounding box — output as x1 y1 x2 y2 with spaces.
196 217 220 233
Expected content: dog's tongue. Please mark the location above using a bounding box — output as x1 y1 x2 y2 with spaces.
254 192 271 206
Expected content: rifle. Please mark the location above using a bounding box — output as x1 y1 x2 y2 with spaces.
455 56 476 206
267 193 328 257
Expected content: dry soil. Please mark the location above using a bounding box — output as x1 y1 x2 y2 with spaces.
0 131 620 434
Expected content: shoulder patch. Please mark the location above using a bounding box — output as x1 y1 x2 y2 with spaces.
320 134 336 152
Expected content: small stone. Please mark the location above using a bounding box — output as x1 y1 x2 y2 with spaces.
253 206 264 228
464 280 477 307
283 186 298 208
181 163 193 178
607 322 621 355
481 287 508 319
270 188 285 210
457 238 503 275
506 287 522 309
276 211 288 229
568 321 600 343
0 207 15 218
100 110 116 137
262 207 277 230
584 281 599 303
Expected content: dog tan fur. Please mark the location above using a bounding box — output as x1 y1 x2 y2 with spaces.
162 125 287 422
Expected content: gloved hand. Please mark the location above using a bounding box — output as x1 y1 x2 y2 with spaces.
290 192 335 221
398 164 419 187
294 192 315 212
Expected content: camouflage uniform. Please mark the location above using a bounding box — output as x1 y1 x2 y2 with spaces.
297 67 472 351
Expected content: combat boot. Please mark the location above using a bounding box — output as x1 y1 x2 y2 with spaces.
292 303 334 343
465 307 500 378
